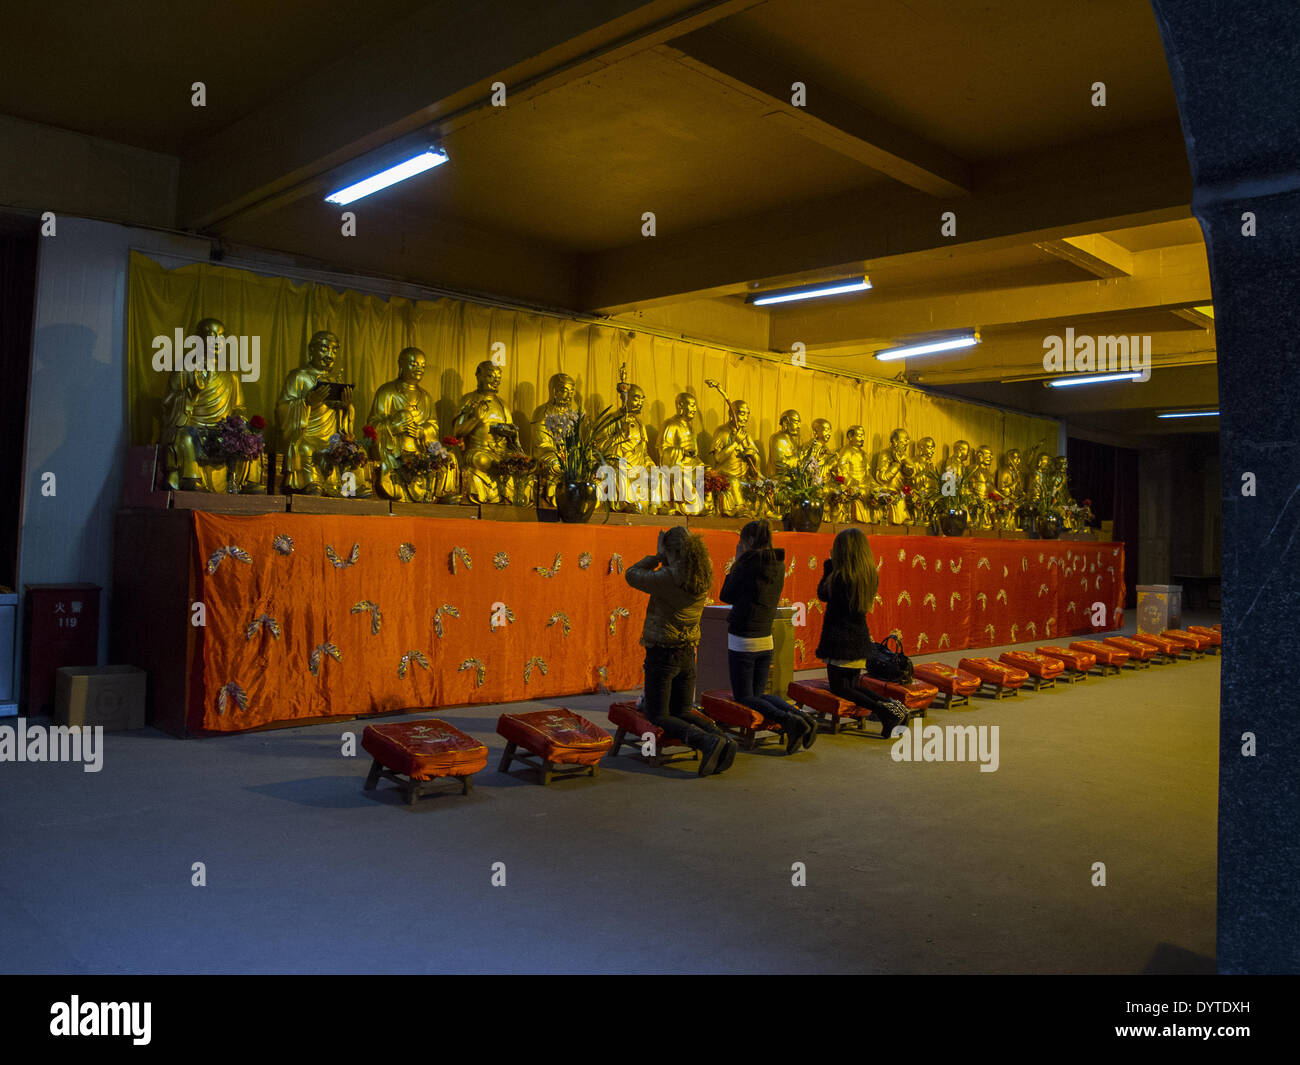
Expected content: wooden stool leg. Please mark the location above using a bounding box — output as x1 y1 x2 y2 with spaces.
363 758 382 791
589 762 599 778
462 775 472 796
611 727 626 757
498 741 516 774
404 779 418 805
540 760 553 786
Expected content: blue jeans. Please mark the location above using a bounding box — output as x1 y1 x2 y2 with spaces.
728 649 804 728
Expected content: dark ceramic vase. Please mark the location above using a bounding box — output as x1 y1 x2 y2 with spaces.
782 499 824 532
937 507 968 536
556 480 599 523
1036 514 1063 540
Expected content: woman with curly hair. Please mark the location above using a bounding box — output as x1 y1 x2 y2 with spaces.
626 526 737 775
815 527 910 737
719 521 818 753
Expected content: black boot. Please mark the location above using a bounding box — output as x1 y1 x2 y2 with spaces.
799 710 819 749
698 733 727 775
715 736 739 773
784 713 808 754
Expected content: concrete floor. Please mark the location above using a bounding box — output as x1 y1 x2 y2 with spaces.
0 617 1219 974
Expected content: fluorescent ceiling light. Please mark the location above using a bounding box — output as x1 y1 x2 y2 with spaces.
748 276 871 306
875 331 980 362
325 148 449 205
1045 372 1143 388
1157 409 1219 419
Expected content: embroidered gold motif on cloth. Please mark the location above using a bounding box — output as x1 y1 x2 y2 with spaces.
1045 618 1055 636
579 552 593 569
939 633 951 649
489 604 516 632
523 657 549 684
996 589 1008 604
915 633 929 649
808 555 818 570
398 649 430 677
1038 583 1050 597
978 557 990 570
546 611 571 636
351 600 382 634
595 666 610 692
272 534 294 555
535 552 562 577
494 551 509 570
433 603 460 638
608 606 631 634
896 590 911 606
449 546 473 574
207 545 253 574
245 614 281 640
458 658 486 687
398 542 416 563
325 543 360 569
609 553 623 575
1026 621 1037 637
922 593 937 610
308 642 341 675
977 592 988 610
950 592 961 610
1010 624 1018 642
216 681 248 716
912 554 927 570
949 559 962 573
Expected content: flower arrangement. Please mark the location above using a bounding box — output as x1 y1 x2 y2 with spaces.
398 440 454 478
773 453 828 511
442 435 462 448
201 414 266 464
315 432 368 474
362 425 378 443
740 476 778 508
703 470 730 497
498 451 537 476
544 406 622 482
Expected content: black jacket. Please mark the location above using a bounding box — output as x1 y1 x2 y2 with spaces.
719 548 785 638
814 559 873 661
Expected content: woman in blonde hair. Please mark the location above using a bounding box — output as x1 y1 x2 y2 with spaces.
626 526 737 775
815 527 909 737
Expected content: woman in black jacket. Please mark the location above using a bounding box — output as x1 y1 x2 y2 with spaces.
719 521 818 754
815 527 909 737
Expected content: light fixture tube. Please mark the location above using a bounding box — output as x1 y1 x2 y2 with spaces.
874 332 981 361
748 277 871 306
1044 372 1143 388
325 148 449 205
1156 409 1220 418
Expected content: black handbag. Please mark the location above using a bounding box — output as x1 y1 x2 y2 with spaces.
866 634 914 684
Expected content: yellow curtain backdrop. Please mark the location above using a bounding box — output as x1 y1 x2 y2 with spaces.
127 251 1059 470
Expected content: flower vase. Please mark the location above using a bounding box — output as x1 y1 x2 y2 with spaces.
225 462 243 494
937 507 968 536
556 480 599 523
1036 514 1063 540
781 498 824 533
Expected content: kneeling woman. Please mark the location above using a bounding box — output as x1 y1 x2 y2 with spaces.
719 521 818 753
815 527 910 737
626 527 737 775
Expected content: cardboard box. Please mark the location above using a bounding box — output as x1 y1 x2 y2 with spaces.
54 666 147 730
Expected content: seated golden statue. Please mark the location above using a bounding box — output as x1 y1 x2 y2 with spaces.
276 330 371 497
531 372 577 508
159 317 265 493
994 448 1024 530
836 425 872 524
600 382 653 512
658 392 705 514
709 397 762 517
944 439 972 484
908 436 939 520
805 418 837 475
1051 455 1080 529
1024 452 1053 509
368 348 457 502
968 445 996 528
451 359 519 504
767 409 803 479
870 428 913 525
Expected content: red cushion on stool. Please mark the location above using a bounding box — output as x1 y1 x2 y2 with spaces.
913 662 982 696
958 657 1028 688
496 709 612 766
1132 633 1179 655
1070 640 1130 666
998 651 1065 678
1187 625 1222 646
1104 636 1156 660
1162 628 1209 650
786 680 869 718
1036 645 1097 672
701 689 770 729
362 719 489 781
858 675 939 709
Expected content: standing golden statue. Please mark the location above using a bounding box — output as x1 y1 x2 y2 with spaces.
767 410 803 478
276 331 371 497
994 449 1024 530
159 317 266 493
1051 455 1080 529
368 348 455 502
658 392 705 514
451 359 519 504
705 380 761 518
1024 452 1053 509
871 428 913 525
968 445 996 529
836 425 872 524
600 376 653 513
531 372 578 508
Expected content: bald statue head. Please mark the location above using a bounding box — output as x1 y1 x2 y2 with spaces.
779 409 801 437
548 373 576 409
976 445 994 468
846 425 865 448
1005 448 1022 472
675 392 698 419
474 359 502 393
812 418 832 445
307 331 340 372
952 440 972 466
732 400 751 429
620 383 646 415
917 436 936 462
398 347 426 383
194 318 227 370
889 428 910 459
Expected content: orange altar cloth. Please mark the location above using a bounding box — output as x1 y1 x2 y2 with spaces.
181 512 1124 734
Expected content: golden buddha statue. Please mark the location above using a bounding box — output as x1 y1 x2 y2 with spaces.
806 419 837 475
159 317 265 493
1024 452 1053 509
600 381 653 512
276 331 370 497
451 359 519 504
968 445 996 529
908 436 940 518
368 348 455 502
658 392 705 515
994 449 1024 530
836 425 872 524
767 409 803 479
1051 455 1079 529
871 428 913 525
707 392 761 518
532 372 577 508
944 439 972 483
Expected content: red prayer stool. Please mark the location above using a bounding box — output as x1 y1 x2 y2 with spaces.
496 709 613 785
607 701 698 768
1130 633 1180 664
958 657 1028 698
786 680 872 734
1187 625 1222 653
1161 629 1208 659
912 662 982 709
1069 640 1129 676
1035 645 1097 682
858 675 938 717
1211 623 1221 632
362 718 489 804
1103 636 1155 668
701 689 789 748
998 651 1064 690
